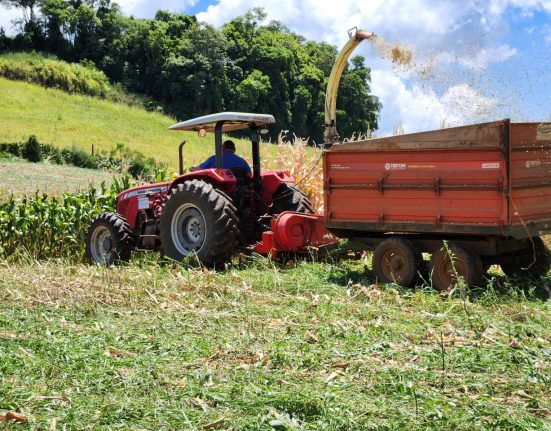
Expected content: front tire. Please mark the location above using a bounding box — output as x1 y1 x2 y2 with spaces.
160 180 240 266
86 212 133 265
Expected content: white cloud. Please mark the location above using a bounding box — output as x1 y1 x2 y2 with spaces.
545 26 551 44
114 0 197 18
487 0 551 15
437 45 518 71
371 71 497 135
198 0 472 46
0 6 22 35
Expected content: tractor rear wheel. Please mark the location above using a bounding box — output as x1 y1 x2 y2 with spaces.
372 237 424 287
160 180 240 266
86 212 134 265
271 183 314 214
430 244 484 291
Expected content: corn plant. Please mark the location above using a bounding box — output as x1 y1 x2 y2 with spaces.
262 133 324 213
0 176 132 260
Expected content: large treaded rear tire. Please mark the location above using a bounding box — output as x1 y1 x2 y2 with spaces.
160 180 240 267
271 183 314 214
86 212 134 265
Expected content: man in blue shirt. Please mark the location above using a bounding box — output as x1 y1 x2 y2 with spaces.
192 140 251 174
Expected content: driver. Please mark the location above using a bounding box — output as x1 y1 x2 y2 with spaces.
191 140 251 173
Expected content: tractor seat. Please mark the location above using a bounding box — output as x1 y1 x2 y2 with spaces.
230 167 250 186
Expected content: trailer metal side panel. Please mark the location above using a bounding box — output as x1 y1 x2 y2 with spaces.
509 123 551 227
324 120 551 238
324 147 507 235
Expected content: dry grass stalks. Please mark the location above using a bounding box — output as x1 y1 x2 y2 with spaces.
342 130 373 142
262 133 324 213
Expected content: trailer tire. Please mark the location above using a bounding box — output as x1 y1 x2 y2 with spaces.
86 212 134 265
160 180 240 267
271 183 314 214
430 244 484 291
500 237 551 278
372 237 424 288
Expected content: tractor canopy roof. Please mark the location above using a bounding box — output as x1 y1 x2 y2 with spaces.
169 112 276 133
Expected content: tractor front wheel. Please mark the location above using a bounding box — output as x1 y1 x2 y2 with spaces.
160 180 240 266
86 212 134 265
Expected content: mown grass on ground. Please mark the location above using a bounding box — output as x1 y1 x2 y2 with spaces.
0 257 549 430
0 78 284 170
0 157 113 199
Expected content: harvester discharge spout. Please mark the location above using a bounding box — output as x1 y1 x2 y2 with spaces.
324 29 375 146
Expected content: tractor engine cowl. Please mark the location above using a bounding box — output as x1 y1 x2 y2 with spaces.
116 182 170 229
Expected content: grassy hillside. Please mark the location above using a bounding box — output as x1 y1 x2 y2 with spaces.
0 259 549 430
0 157 113 199
0 77 278 170
0 52 118 101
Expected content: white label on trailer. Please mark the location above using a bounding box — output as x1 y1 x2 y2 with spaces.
482 162 500 169
138 197 150 210
384 163 406 170
526 160 542 168
330 164 351 170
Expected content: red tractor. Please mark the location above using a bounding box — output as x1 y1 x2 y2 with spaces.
86 112 313 266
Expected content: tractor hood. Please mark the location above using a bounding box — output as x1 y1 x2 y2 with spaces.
117 182 170 201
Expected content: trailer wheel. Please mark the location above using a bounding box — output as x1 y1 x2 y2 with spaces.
430 245 484 291
500 237 551 278
86 212 134 265
160 180 240 267
372 238 424 288
271 183 314 214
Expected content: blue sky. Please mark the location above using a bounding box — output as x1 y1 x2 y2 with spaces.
1 0 550 136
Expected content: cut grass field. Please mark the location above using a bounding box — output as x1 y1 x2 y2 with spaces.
0 257 550 430
0 157 113 199
0 78 283 170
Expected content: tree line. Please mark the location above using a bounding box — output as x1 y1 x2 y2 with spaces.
0 1 381 143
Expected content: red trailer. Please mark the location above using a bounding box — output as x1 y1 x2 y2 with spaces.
258 119 551 290
319 119 551 289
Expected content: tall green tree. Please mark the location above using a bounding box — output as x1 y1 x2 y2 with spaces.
2 4 381 143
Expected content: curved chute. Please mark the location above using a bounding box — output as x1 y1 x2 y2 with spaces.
324 29 375 145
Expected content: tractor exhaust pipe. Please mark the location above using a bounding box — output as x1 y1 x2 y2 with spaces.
324 28 375 146
178 141 186 175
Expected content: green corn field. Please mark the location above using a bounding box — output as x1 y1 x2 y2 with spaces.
0 176 130 260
